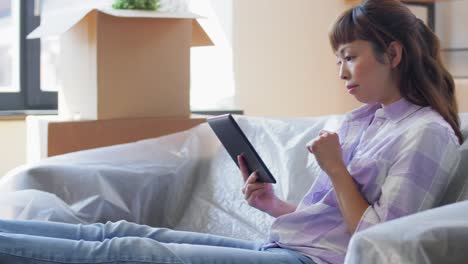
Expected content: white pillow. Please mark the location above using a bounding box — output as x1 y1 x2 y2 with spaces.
439 113 468 204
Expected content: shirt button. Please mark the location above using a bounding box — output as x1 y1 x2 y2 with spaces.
375 118 385 125
375 109 385 118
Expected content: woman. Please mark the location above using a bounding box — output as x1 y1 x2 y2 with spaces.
0 0 462 263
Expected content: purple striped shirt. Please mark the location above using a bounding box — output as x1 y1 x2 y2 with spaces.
264 98 461 264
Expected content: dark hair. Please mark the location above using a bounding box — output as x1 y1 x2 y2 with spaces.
329 0 463 144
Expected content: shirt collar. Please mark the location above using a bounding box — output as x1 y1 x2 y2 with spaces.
380 97 422 123
345 97 422 123
345 103 380 122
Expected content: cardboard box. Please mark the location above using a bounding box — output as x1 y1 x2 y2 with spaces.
47 117 207 157
26 115 207 161
28 2 212 120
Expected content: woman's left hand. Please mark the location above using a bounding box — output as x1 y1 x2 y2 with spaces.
307 130 345 176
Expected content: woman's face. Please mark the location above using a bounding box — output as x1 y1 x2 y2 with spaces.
335 40 401 106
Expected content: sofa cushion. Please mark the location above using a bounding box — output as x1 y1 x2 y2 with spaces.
346 200 468 263
440 113 468 204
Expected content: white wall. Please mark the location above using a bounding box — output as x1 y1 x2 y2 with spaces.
209 0 232 44
233 0 360 117
436 0 468 112
232 1 468 117
0 120 26 177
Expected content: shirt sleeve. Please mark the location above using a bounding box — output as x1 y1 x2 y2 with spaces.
355 123 461 232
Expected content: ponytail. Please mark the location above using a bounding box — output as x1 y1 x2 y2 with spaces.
402 19 463 144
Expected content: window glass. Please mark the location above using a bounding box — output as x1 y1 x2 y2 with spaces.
0 0 19 93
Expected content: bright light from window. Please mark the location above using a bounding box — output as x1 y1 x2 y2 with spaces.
189 0 236 110
0 0 19 93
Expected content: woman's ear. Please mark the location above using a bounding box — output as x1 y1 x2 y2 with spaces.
386 41 403 68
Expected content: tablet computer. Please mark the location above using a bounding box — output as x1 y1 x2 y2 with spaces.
207 114 276 183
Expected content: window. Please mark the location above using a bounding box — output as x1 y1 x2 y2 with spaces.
0 0 57 112
189 0 238 111
0 1 20 99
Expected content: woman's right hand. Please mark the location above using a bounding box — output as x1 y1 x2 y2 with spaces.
237 154 279 215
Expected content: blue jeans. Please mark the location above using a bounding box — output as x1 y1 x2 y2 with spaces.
0 220 315 264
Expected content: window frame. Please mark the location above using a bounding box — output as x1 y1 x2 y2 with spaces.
0 0 57 111
402 1 435 31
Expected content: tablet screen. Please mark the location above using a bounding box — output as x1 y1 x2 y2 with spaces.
208 114 276 183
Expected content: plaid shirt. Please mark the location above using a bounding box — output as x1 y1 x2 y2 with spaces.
264 98 461 264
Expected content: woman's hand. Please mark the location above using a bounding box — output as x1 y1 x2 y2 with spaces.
308 130 370 233
307 130 346 177
237 155 297 217
237 155 279 214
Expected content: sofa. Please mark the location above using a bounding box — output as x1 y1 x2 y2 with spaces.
0 113 467 263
